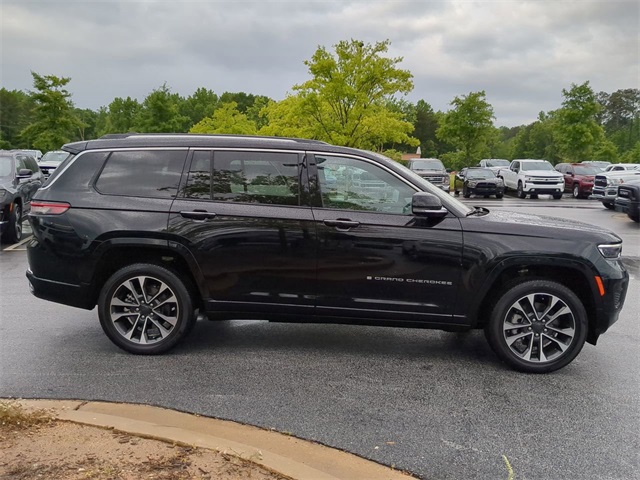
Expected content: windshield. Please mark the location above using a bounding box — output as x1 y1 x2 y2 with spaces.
521 161 554 171
573 166 599 175
40 151 69 164
411 159 445 170
0 156 14 179
485 159 510 167
467 169 496 179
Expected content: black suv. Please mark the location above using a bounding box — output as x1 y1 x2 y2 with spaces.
26 134 629 373
1 151 44 244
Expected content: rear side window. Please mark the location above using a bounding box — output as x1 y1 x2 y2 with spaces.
96 150 187 198
182 150 300 206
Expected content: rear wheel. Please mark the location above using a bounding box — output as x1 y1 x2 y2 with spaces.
484 280 587 373
98 263 196 354
1 203 22 244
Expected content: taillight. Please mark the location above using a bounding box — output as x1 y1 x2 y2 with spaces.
30 201 70 215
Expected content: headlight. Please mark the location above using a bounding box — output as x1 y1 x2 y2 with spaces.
524 176 534 182
609 178 623 185
496 178 504 185
467 181 478 187
0 189 6 199
598 243 622 259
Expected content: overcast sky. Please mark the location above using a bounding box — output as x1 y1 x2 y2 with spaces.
1 0 638 127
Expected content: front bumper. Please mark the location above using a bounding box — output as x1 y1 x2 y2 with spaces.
522 183 564 194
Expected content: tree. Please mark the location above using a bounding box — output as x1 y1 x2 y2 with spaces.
554 81 604 161
20 72 81 151
511 112 559 162
0 88 36 148
104 97 142 134
292 39 417 149
190 102 257 135
135 84 188 133
180 88 218 128
436 91 495 167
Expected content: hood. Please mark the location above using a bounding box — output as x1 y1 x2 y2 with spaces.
465 209 621 243
522 170 563 177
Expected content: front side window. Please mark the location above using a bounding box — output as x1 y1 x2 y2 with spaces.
96 150 186 198
316 155 416 214
212 151 300 206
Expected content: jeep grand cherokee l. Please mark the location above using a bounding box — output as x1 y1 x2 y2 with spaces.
26 134 629 373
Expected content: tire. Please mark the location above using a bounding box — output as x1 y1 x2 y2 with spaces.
463 185 471 198
484 280 587 373
454 189 459 196
603 201 614 210
531 194 539 199
496 193 504 199
629 210 640 223
1 203 22 244
572 184 580 198
98 263 195 354
552 193 563 200
517 183 527 199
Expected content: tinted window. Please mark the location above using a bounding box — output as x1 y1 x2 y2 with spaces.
211 151 300 206
96 150 186 198
410 159 445 170
316 155 415 214
466 169 495 179
183 150 212 199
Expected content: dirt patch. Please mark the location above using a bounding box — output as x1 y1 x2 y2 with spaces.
1 418 290 480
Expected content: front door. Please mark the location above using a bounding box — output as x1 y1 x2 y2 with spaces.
309 154 464 326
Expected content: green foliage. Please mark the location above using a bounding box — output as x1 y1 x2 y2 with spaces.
180 88 218 127
620 141 640 163
292 39 417 149
20 72 81 151
554 81 605 161
0 88 35 148
436 91 495 164
103 97 142 134
135 84 188 133
190 102 258 135
511 113 559 162
258 96 317 139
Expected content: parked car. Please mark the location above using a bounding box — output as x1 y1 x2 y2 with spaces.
454 167 504 198
0 150 44 243
13 149 43 161
38 150 70 178
555 163 598 198
496 159 565 199
581 160 611 172
603 163 640 173
591 168 640 209
406 158 450 192
476 159 511 174
26 134 629 373
614 178 640 223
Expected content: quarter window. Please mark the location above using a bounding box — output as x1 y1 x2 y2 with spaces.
96 150 186 198
316 155 415 214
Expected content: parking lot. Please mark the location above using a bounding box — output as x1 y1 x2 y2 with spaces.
1 194 638 480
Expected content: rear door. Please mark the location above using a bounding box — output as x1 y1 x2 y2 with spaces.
168 149 317 317
308 153 464 326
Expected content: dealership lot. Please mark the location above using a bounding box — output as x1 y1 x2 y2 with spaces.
1 197 638 480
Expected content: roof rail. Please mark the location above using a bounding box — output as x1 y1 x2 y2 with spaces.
98 132 329 145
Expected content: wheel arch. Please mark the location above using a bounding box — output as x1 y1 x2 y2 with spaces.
89 240 206 311
470 258 599 344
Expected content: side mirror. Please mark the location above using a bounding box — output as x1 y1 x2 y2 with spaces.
412 192 448 218
17 169 33 178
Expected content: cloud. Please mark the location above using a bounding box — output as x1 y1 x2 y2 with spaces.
1 0 638 127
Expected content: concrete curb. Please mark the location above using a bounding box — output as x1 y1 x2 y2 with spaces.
12 399 416 480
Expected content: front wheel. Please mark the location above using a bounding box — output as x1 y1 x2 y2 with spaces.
603 201 614 210
98 263 195 354
1 203 22 244
552 193 563 200
572 184 580 198
517 183 527 199
463 185 471 198
484 280 587 373
496 193 504 199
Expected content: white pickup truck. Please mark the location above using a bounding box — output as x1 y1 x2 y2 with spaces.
496 159 565 199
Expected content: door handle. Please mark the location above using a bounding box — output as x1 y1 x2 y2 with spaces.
323 219 360 229
180 210 217 220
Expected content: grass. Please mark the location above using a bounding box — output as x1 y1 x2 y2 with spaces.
0 400 53 430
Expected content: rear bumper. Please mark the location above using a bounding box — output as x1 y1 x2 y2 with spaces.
26 269 96 310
